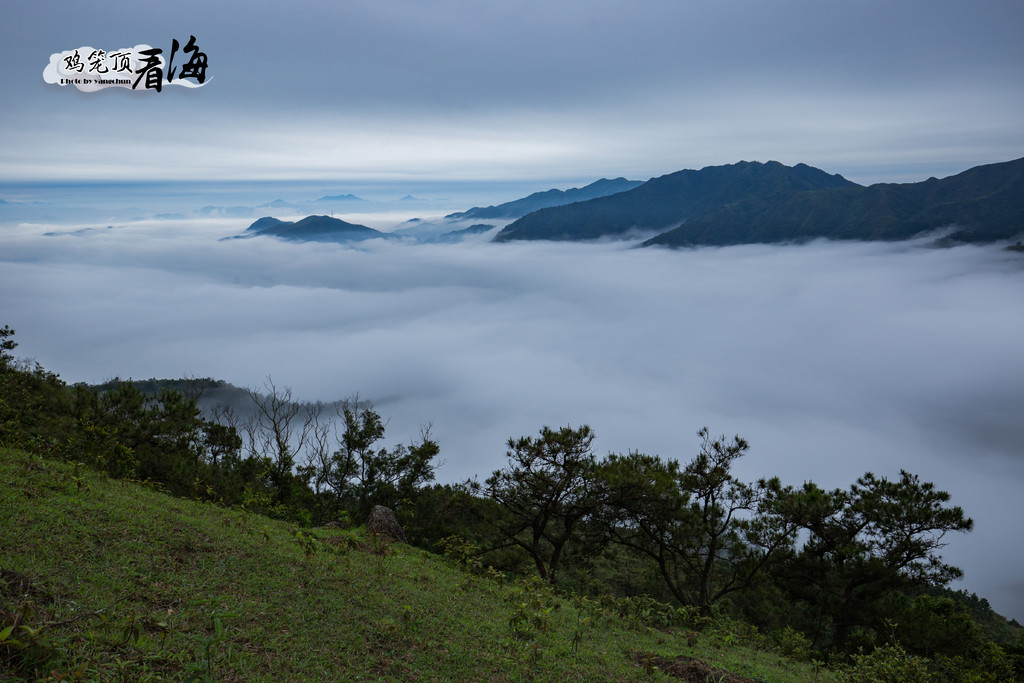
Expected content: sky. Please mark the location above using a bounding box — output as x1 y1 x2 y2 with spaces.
1 0 1023 186
2 0 1024 622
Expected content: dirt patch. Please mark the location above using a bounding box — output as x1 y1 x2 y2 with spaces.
636 652 763 683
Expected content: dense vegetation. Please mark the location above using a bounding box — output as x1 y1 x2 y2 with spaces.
2 324 1022 681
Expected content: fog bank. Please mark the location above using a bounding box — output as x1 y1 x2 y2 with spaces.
2 219 1023 619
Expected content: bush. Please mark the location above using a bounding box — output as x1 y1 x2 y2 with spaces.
843 644 933 683
597 594 704 631
771 625 812 661
931 641 1015 683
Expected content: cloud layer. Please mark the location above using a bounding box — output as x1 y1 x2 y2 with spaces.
3 0 1023 183
2 217 1023 618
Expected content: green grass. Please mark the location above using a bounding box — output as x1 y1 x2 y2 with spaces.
1 447 842 682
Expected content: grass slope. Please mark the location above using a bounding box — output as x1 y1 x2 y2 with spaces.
1 447 839 682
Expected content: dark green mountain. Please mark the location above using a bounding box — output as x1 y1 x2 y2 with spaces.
246 216 289 232
493 161 858 242
244 215 385 242
437 223 496 242
643 157 1024 247
448 177 643 221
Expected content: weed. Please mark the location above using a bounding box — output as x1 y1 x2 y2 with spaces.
290 527 319 561
183 598 238 683
637 651 660 675
506 577 559 640
483 565 506 587
437 535 482 572
121 613 142 645
322 529 361 553
66 461 89 494
569 593 591 656
366 530 391 581
599 594 704 632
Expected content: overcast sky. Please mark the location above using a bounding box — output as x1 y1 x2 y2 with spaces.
2 0 1023 185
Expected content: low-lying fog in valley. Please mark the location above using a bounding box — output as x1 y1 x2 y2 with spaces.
2 214 1023 620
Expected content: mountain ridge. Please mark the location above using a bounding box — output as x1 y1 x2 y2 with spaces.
494 160 859 242
230 158 1024 248
447 177 643 221
642 156 1024 247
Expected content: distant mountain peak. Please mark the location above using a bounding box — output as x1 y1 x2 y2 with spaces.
258 199 297 209
315 193 366 202
241 214 385 243
246 216 288 232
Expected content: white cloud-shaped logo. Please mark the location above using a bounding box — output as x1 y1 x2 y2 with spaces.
43 42 210 92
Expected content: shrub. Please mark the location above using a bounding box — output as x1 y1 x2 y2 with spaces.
843 644 933 683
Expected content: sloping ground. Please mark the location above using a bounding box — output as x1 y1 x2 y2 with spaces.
636 653 762 682
0 447 838 682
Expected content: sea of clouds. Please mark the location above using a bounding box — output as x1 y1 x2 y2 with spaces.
2 216 1023 619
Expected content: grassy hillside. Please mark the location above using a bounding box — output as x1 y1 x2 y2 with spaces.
1 446 841 682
